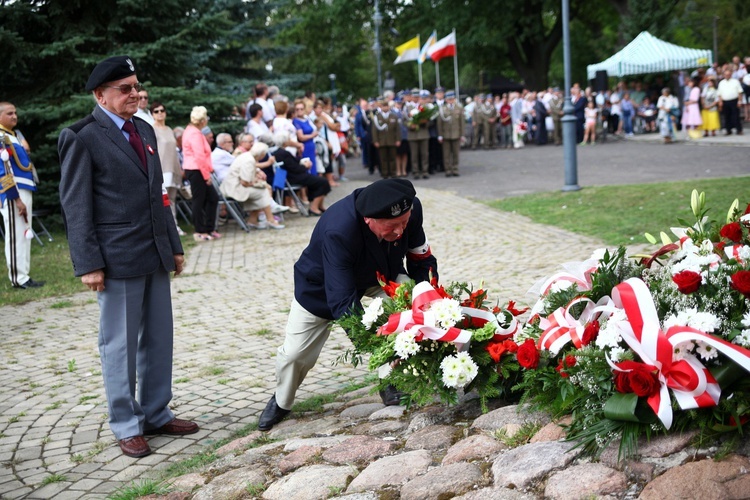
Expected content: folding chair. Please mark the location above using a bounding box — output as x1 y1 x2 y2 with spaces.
211 173 250 232
174 190 193 227
32 209 54 246
272 163 309 217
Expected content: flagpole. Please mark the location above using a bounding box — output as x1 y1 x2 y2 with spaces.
436 62 440 88
452 29 459 97
419 61 423 91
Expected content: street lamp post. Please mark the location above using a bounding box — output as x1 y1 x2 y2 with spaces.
373 0 383 96
329 73 337 106
561 0 580 192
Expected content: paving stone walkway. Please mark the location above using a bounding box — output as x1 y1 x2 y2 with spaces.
0 172 615 498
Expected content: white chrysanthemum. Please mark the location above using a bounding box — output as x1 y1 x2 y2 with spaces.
670 260 703 276
663 308 720 333
595 309 627 349
394 330 421 359
695 340 719 361
672 341 694 360
741 214 750 226
609 346 627 362
431 298 463 329
742 312 750 328
361 297 384 329
733 329 750 348
440 352 479 388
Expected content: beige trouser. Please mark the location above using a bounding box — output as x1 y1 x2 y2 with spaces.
275 276 408 410
442 139 461 175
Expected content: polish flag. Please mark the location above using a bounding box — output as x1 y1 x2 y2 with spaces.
427 32 456 63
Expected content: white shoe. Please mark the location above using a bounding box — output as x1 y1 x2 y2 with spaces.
268 223 285 230
272 204 291 214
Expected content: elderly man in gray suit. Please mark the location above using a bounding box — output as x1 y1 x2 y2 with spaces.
58 55 198 459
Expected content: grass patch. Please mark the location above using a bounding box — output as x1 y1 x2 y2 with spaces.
494 422 542 448
78 395 98 404
174 377 190 384
109 479 170 500
50 301 74 309
198 366 226 377
491 177 750 246
40 473 68 485
247 482 267 496
44 402 62 411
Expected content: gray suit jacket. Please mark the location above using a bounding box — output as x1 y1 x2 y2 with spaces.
58 106 183 279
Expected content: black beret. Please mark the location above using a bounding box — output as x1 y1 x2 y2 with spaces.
85 55 137 92
356 179 416 219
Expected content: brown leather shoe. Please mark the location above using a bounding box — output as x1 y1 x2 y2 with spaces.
144 418 199 436
118 436 152 458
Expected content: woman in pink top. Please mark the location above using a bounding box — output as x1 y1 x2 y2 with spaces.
183 106 220 241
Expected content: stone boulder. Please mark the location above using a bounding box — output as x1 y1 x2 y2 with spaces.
347 449 432 492
262 464 357 500
404 425 458 450
322 435 397 464
544 463 628 499
492 441 579 489
400 461 484 500
639 454 750 500
192 467 266 500
442 434 506 465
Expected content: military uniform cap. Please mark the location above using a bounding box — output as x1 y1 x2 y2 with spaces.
419 90 430 97
356 178 416 219
86 55 137 92
435 86 445 93
445 90 456 98
411 88 421 96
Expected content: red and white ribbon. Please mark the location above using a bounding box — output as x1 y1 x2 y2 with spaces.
380 281 513 345
538 296 616 354
611 278 750 429
528 260 599 318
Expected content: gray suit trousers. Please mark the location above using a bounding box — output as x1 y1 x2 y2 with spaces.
98 268 175 439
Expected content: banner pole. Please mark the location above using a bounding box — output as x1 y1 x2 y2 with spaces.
453 29 459 97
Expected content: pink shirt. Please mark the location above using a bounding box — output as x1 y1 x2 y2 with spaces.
182 124 213 180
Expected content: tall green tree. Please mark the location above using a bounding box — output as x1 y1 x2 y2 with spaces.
0 0 296 211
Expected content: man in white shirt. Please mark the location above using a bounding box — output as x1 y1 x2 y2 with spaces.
211 133 235 183
717 69 744 135
246 103 273 144
134 90 154 125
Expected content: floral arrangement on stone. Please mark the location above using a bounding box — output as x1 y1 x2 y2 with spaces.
514 190 750 457
407 103 438 129
337 274 525 411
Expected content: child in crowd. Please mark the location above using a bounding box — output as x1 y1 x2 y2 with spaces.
582 100 598 145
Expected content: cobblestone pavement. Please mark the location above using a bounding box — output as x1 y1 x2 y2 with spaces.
1 138 747 498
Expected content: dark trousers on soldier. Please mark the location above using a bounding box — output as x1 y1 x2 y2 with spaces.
367 141 380 175
378 145 397 178
360 136 371 168
428 137 443 173
442 139 460 175
409 139 429 178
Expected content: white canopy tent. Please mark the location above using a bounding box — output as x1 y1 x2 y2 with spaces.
586 31 712 80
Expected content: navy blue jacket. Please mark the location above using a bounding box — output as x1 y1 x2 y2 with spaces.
294 190 437 320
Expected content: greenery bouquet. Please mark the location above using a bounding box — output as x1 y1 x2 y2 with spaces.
515 190 750 457
407 104 438 130
337 274 525 411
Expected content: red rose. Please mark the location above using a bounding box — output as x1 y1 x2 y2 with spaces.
516 339 540 369
613 370 632 393
715 241 727 254
581 320 600 346
720 222 743 243
506 300 529 316
672 270 703 294
731 271 750 297
555 355 577 378
504 339 519 353
627 366 660 397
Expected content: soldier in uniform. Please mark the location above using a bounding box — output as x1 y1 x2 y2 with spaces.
257 178 439 431
405 89 432 179
472 94 497 149
437 90 465 177
549 88 564 146
428 87 444 174
371 98 401 179
0 102 44 289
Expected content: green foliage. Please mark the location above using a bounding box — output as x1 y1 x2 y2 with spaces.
109 479 170 500
1 0 298 215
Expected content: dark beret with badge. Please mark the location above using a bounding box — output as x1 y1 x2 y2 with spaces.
85 55 137 92
356 178 416 219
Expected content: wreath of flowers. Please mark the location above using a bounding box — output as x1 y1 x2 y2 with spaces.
514 190 750 457
336 274 526 411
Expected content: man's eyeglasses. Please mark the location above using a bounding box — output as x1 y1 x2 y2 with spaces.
153 109 166 114
295 107 305 111
139 96 149 101
103 83 144 94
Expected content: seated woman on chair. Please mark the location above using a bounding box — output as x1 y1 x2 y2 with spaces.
273 132 331 216
219 143 285 230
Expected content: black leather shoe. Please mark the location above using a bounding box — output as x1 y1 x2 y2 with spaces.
258 394 290 431
13 278 45 289
379 385 406 406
